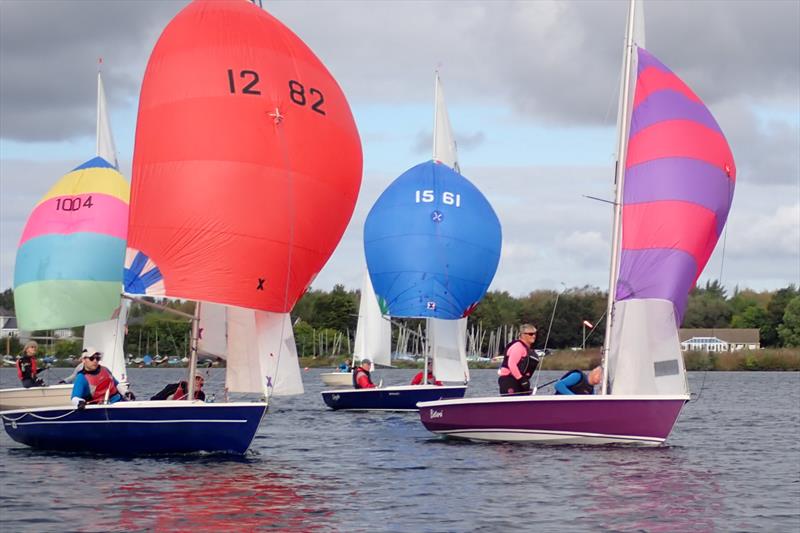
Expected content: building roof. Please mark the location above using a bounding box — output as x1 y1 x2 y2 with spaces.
679 328 760 344
0 307 13 318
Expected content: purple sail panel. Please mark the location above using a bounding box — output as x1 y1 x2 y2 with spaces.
624 159 735 236
616 249 696 324
629 90 722 137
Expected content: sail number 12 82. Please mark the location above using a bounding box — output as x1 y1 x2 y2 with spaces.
414 190 461 207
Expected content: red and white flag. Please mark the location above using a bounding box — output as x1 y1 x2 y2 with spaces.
582 320 594 328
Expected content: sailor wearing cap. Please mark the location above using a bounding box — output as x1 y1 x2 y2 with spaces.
70 347 123 409
352 358 376 389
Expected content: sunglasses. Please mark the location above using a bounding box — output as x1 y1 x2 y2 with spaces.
86 355 102 362
523 332 537 336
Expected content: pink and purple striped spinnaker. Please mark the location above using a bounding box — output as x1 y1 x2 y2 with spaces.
616 48 735 324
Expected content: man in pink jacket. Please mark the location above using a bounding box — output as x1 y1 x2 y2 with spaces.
497 325 540 395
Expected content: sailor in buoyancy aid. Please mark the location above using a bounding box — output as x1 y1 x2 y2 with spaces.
16 340 45 388
352 358 376 389
497 325 540 395
168 375 206 401
70 347 123 408
554 366 603 395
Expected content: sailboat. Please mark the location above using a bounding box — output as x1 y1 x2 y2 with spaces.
418 0 735 445
0 69 128 411
320 272 390 388
2 0 361 454
322 72 501 411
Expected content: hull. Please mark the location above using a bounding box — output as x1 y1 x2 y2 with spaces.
0 384 72 411
322 385 467 411
418 395 689 446
320 371 352 387
1 401 267 455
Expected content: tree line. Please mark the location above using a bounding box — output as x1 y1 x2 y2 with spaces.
1 281 798 357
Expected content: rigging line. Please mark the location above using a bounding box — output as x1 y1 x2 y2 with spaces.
690 369 709 402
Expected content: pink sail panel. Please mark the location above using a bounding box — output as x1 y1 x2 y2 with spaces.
617 47 735 324
127 0 362 312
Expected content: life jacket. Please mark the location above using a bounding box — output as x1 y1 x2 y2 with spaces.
412 371 441 386
168 382 203 401
499 340 538 379
352 367 372 389
555 369 595 395
16 356 37 381
83 366 119 403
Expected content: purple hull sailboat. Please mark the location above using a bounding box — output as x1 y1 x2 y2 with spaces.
419 0 735 446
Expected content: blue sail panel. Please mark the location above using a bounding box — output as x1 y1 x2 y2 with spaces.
364 160 501 319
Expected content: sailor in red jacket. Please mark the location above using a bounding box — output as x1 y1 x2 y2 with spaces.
352 358 376 389
411 359 443 386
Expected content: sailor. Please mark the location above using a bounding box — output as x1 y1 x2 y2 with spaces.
411 359 442 386
554 366 603 395
16 340 45 388
151 375 206 401
352 358 376 389
70 347 123 408
497 325 539 395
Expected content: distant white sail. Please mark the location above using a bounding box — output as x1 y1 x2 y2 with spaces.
353 272 391 367
96 69 118 168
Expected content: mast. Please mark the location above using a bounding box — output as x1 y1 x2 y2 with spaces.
600 0 637 395
187 301 201 399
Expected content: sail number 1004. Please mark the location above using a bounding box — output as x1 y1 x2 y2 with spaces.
414 190 461 207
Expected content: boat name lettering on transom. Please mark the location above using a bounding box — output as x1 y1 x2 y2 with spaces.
429 409 443 419
256 278 265 290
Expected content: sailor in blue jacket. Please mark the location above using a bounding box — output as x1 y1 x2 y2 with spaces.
554 366 603 395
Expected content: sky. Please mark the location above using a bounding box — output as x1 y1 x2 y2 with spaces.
1 0 798 298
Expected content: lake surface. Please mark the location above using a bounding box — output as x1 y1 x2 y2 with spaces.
1 367 798 532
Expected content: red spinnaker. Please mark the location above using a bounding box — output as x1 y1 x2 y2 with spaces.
127 0 362 312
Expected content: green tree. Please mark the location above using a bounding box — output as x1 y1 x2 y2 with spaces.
0 288 14 312
311 284 358 332
762 285 799 346
777 296 800 347
684 281 732 328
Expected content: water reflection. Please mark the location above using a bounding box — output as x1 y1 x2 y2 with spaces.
583 448 725 532
102 461 336 532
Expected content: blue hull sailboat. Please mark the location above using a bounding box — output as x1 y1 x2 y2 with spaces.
322 385 467 411
3 0 362 454
3 402 266 455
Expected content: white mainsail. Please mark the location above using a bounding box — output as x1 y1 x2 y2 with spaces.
83 69 127 381
198 303 304 398
428 70 470 383
95 68 118 168
353 272 391 367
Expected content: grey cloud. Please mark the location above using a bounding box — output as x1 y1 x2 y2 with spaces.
0 0 184 141
3 1 797 142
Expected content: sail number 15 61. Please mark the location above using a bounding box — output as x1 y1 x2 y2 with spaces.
415 190 461 207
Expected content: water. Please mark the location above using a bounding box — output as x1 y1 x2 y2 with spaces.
1 367 798 532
